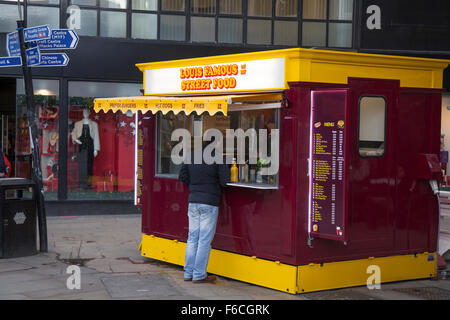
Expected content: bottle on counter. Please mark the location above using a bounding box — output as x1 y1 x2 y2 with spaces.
231 158 239 182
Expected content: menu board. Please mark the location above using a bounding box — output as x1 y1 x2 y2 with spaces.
135 112 144 207
309 90 348 242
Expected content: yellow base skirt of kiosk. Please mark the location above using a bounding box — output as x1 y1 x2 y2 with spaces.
139 234 437 294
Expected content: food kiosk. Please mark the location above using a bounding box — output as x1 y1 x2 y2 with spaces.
94 48 449 294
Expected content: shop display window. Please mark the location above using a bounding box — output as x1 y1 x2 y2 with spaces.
68 81 141 200
155 107 279 188
358 96 386 157
16 79 60 199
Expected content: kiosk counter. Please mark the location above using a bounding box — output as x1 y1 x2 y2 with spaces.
94 48 449 294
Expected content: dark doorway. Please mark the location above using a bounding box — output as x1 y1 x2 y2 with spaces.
0 77 16 176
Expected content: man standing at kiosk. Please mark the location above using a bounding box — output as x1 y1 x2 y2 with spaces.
178 140 230 283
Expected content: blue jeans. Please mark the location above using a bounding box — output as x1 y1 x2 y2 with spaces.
184 203 219 281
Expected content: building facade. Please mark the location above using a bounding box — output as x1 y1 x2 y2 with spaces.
0 0 448 214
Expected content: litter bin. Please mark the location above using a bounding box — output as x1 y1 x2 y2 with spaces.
0 178 37 258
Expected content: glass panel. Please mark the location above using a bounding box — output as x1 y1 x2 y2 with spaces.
359 96 386 157
0 4 23 32
329 0 353 20
16 79 60 200
68 81 142 200
275 0 297 17
219 0 241 14
28 0 59 4
160 14 186 41
191 0 215 14
274 20 297 46
302 21 326 46
302 0 327 19
132 0 157 10
218 18 242 43
247 19 271 45
191 17 215 42
226 109 279 186
100 0 127 8
247 0 271 17
27 6 60 29
156 113 189 176
100 11 126 38
328 22 352 47
161 0 185 11
77 9 97 36
72 0 96 6
132 13 157 39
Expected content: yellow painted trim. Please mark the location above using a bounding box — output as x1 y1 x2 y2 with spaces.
136 48 450 90
140 234 437 294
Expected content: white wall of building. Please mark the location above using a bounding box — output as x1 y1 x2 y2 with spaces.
441 93 450 174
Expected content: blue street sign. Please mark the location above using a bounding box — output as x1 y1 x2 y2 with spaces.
36 53 69 67
6 32 20 56
0 56 22 68
35 29 79 50
24 25 51 42
26 47 41 66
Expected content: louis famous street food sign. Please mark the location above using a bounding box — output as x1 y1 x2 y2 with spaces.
144 57 285 95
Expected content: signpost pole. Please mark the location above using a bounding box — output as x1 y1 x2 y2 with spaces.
16 11 48 253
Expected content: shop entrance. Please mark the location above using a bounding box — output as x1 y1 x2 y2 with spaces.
0 77 17 176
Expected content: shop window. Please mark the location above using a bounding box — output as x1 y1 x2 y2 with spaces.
27 5 60 29
218 18 242 43
100 11 126 38
155 108 279 187
132 13 157 39
274 20 297 46
28 0 59 4
275 0 297 17
358 96 386 157
160 14 186 41
247 0 271 17
72 0 96 6
68 81 141 200
219 0 241 14
0 4 23 32
161 0 185 11
247 19 271 45
191 16 215 42
16 79 60 200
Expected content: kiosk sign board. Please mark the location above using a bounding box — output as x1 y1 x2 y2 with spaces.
309 90 348 242
144 57 285 95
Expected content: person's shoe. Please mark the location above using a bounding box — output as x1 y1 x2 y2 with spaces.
192 275 216 283
184 277 192 281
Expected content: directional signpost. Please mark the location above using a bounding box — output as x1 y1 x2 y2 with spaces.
26 47 41 66
35 29 79 50
2 19 80 255
23 25 51 42
37 53 69 67
0 56 22 67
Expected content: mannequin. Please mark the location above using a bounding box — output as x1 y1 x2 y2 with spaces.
71 108 100 189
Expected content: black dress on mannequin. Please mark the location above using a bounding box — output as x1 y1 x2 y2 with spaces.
78 124 94 189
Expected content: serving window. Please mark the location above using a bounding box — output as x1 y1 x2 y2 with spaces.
358 96 386 157
155 102 280 189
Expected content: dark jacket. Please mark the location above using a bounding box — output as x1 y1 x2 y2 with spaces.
0 152 6 174
178 156 230 207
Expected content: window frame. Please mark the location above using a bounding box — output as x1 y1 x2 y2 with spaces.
357 94 387 159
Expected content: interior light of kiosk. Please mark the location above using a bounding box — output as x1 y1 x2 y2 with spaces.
308 92 314 236
134 110 139 206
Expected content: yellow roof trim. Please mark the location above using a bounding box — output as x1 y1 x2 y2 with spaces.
94 96 229 116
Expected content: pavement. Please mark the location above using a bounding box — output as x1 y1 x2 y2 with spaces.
0 214 449 300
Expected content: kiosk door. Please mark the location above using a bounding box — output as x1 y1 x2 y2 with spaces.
348 79 396 249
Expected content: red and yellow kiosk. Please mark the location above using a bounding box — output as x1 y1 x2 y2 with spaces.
94 48 449 294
